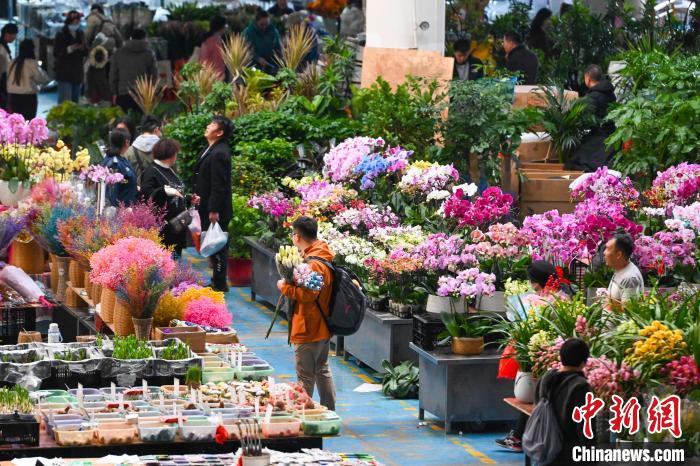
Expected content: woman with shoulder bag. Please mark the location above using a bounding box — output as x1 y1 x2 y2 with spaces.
7 39 49 119
140 138 199 257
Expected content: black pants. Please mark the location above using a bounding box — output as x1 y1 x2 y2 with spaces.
209 234 229 290
8 93 38 120
116 94 141 114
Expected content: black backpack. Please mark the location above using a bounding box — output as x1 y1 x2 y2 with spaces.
306 256 366 336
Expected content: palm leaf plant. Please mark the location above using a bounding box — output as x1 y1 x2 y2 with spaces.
275 23 315 72
221 33 253 82
536 85 597 163
129 76 164 115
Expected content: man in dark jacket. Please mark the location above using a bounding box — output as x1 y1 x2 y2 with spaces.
53 11 87 104
533 338 596 466
268 0 294 17
109 28 158 114
567 64 617 172
503 31 538 85
452 38 483 81
193 115 233 292
243 9 281 75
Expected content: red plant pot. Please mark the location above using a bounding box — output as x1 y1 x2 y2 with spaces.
227 258 252 287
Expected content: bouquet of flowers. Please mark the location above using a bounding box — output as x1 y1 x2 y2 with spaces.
569 167 639 206
32 141 90 182
294 263 324 291
0 111 49 183
89 237 177 290
183 296 232 329
353 145 412 190
115 264 173 319
266 245 305 338
332 204 399 234
0 209 27 255
79 165 125 185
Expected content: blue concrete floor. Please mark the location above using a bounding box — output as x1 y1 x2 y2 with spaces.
185 250 523 466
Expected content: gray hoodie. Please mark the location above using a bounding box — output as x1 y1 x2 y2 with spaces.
109 39 157 96
125 133 160 184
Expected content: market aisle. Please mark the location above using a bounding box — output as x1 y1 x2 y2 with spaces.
185 250 521 466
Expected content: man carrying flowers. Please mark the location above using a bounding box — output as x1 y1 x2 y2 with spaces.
277 216 336 411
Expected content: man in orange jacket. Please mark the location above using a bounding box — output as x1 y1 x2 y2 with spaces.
277 216 336 410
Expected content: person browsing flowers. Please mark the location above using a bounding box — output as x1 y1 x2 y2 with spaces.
276 216 336 411
100 128 137 207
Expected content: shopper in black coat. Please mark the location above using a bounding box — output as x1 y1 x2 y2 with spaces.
141 138 199 257
192 115 233 292
53 10 87 104
503 31 539 85
567 64 617 172
526 8 553 59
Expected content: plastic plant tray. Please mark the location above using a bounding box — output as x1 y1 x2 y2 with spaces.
96 422 138 444
202 368 235 383
234 366 274 381
178 420 216 442
299 412 342 436
261 416 301 438
138 422 178 442
68 388 102 396
54 425 96 446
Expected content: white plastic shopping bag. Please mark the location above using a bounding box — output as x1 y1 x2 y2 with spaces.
188 208 202 252
199 222 228 258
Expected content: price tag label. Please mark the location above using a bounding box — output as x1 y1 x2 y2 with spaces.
110 382 116 402
237 353 243 370
77 383 84 409
190 387 197 405
174 378 180 398
237 388 245 406
264 404 273 424
159 391 164 409
143 379 149 400
254 397 260 417
268 377 275 393
118 393 124 410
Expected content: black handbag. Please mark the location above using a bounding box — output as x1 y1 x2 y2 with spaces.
168 209 193 235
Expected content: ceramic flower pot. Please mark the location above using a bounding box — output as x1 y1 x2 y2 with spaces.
475 291 506 312
426 295 466 314
451 336 484 355
227 258 252 287
514 371 537 403
0 180 30 207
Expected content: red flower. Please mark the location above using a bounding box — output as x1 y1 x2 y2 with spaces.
622 140 633 153
215 425 228 445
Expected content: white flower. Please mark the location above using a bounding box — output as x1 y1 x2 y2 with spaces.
426 190 451 201
453 182 478 197
642 207 666 217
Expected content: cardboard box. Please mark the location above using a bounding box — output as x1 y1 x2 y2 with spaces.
513 85 579 109
205 332 239 345
516 132 553 162
155 326 205 353
519 166 582 210
520 201 576 216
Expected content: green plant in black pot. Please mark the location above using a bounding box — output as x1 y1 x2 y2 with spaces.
439 312 488 356
229 194 261 259
381 360 419 399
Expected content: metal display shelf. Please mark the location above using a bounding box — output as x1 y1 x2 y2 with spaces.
410 343 518 433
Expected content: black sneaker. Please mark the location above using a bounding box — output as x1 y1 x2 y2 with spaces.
495 430 523 452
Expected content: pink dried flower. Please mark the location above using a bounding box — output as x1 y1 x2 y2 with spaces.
183 296 232 329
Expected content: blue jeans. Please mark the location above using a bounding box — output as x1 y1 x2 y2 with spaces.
57 82 81 104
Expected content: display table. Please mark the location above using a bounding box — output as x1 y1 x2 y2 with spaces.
0 430 323 460
410 343 518 433
51 304 97 342
343 309 416 373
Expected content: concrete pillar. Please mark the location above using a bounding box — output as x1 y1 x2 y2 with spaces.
365 0 446 54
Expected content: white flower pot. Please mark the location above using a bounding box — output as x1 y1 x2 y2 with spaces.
514 371 537 403
426 295 466 314
0 180 30 206
475 291 506 312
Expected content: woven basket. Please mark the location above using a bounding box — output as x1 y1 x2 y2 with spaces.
50 254 58 293
114 299 135 336
68 260 85 288
100 287 116 323
93 284 102 305
10 238 45 274
83 271 92 300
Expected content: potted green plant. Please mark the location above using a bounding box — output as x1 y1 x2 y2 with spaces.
228 194 262 287
380 360 419 399
439 312 488 355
